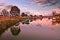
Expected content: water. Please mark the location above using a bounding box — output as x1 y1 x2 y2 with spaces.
0 18 60 40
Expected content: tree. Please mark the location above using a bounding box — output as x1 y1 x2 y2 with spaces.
29 14 33 19
10 6 20 17
39 15 43 20
21 12 28 17
29 14 33 17
2 9 9 17
34 15 37 17
52 11 56 16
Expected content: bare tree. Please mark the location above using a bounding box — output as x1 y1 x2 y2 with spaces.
2 9 9 17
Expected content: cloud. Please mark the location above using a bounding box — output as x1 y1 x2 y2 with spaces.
21 6 60 16
0 3 6 6
57 6 60 9
0 3 14 11
5 5 14 10
31 0 60 6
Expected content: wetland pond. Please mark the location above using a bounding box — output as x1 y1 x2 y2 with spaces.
0 18 60 40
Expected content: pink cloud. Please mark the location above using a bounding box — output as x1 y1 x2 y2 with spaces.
31 0 60 6
57 6 60 9
0 2 14 11
21 7 60 16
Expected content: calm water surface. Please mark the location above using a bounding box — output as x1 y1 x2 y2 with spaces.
0 18 60 40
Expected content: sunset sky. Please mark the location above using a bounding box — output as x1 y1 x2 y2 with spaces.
0 0 60 16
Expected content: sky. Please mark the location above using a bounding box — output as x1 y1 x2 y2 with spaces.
0 0 60 16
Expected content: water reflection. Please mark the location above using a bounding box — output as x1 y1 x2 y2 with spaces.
0 28 5 36
0 22 21 36
29 18 60 25
0 22 12 36
0 18 60 36
21 18 30 24
0 18 60 40
10 26 21 36
52 19 60 25
10 22 21 36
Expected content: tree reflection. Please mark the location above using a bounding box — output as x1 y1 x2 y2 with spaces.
0 27 6 36
0 21 13 36
21 17 30 24
22 20 30 24
10 25 21 36
15 22 20 26
30 19 33 22
52 19 60 25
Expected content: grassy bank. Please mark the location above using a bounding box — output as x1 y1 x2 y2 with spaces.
0 17 21 36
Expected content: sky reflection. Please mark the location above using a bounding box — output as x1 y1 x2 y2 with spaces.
0 19 60 40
